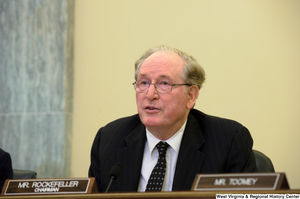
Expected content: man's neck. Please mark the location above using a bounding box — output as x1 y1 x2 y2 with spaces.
146 118 188 140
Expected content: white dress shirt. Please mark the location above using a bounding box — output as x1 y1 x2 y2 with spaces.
138 120 187 192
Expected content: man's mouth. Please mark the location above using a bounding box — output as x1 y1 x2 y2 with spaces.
145 106 158 111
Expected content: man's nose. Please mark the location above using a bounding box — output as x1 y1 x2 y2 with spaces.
146 84 159 99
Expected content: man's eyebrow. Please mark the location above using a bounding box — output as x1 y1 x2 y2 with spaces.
138 74 171 79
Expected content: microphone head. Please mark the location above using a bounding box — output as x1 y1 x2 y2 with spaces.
110 163 122 180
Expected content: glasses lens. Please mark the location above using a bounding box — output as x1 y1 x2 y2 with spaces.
136 81 149 92
156 81 172 93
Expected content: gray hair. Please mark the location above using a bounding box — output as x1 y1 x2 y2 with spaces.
134 45 206 89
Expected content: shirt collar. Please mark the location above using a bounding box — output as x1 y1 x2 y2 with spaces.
146 119 187 155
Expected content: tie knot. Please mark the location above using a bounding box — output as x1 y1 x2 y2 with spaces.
156 141 169 157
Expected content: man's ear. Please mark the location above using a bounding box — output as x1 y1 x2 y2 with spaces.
186 85 199 110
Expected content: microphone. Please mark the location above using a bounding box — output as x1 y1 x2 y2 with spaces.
105 163 122 193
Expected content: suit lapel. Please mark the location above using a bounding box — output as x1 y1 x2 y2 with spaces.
172 114 205 191
114 123 146 192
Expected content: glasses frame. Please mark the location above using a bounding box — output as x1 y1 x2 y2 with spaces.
132 81 192 93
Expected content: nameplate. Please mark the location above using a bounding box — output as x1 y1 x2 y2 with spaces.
1 178 98 196
191 173 289 191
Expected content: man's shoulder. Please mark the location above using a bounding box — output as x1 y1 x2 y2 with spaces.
0 148 10 160
190 109 245 129
188 109 252 146
100 114 142 133
0 149 12 168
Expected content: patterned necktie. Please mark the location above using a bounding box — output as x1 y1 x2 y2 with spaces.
145 141 169 191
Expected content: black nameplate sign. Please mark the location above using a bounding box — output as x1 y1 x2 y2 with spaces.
191 173 289 191
1 178 98 196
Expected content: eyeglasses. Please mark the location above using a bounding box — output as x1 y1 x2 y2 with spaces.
133 80 192 93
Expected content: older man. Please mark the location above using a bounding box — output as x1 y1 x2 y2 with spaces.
89 45 256 192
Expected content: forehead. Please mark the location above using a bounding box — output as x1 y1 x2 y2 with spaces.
138 51 185 79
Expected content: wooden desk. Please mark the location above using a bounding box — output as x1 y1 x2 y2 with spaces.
1 190 300 199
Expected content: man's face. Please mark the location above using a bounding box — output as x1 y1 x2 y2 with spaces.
136 51 194 137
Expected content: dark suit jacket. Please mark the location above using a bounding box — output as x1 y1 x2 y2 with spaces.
89 109 256 192
0 149 13 191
